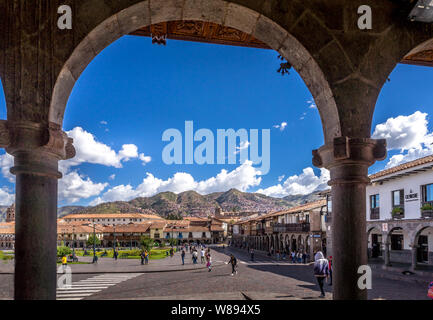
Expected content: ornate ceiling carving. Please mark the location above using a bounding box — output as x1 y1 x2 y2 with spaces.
131 21 433 66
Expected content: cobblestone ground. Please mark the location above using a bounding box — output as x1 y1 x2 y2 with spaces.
0 247 430 300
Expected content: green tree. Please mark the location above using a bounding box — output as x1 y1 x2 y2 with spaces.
57 246 72 258
87 235 101 247
140 236 153 252
167 238 177 247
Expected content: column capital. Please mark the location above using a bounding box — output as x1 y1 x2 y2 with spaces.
0 120 76 178
312 137 387 186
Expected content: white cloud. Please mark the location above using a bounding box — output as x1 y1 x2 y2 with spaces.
62 127 141 170
139 153 152 165
91 161 262 205
0 187 14 206
256 167 330 198
100 120 108 125
109 174 116 180
234 141 250 154
278 175 285 182
273 122 287 131
372 111 433 168
307 99 317 109
0 153 14 183
58 171 108 204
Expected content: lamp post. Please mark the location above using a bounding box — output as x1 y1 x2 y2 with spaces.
72 226 75 257
113 224 116 252
92 219 97 263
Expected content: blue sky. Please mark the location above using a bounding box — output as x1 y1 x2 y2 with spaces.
1 35 433 206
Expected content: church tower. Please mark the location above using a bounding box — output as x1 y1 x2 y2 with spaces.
6 203 15 222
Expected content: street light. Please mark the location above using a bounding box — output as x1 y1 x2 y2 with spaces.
92 219 97 263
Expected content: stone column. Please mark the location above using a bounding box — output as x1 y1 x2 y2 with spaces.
384 242 391 266
2 121 75 300
313 137 386 300
411 244 418 271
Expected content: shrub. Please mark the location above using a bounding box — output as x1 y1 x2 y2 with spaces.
57 246 72 258
421 203 433 211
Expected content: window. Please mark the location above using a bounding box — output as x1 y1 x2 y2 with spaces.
421 183 433 202
370 194 379 208
392 190 404 207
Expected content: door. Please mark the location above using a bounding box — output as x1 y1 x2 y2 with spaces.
417 235 428 263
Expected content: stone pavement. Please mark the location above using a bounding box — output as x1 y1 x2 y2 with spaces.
0 246 430 300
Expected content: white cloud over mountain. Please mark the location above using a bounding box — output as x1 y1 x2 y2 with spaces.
256 167 330 198
90 161 262 205
372 111 433 168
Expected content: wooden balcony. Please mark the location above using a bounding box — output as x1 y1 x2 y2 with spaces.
370 207 380 220
272 223 310 233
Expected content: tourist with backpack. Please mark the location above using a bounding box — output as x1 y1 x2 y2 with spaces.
228 254 237 276
313 251 329 298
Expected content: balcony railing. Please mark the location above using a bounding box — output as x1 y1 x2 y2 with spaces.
370 207 380 220
265 226 273 234
272 223 310 233
391 206 404 219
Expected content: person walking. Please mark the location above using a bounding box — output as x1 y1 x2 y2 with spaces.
144 250 149 265
61 255 67 271
291 251 296 263
181 248 185 265
302 252 307 264
313 251 329 298
228 254 237 276
193 250 198 264
200 248 205 264
250 248 254 261
170 247 174 258
140 251 145 265
276 250 280 261
328 256 333 286
206 253 212 272
113 250 118 261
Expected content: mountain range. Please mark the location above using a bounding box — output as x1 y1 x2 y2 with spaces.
57 189 325 218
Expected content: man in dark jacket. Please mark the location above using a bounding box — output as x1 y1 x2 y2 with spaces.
228 254 237 276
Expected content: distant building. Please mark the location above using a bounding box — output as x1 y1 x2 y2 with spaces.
61 213 164 225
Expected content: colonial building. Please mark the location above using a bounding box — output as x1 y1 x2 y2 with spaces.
57 220 104 248
231 199 328 260
61 213 164 225
365 155 433 269
163 217 225 244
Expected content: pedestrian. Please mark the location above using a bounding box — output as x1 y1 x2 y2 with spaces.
181 248 185 265
250 248 254 261
302 252 307 264
297 251 302 263
291 251 296 263
276 250 280 261
140 251 145 265
170 247 174 258
313 251 329 298
61 255 67 270
227 254 238 276
144 250 149 265
113 250 118 261
193 250 198 264
328 256 333 286
200 248 205 264
206 253 212 272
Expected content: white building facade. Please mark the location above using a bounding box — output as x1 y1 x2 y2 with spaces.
366 156 433 269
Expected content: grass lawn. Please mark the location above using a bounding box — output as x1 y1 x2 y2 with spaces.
73 248 175 260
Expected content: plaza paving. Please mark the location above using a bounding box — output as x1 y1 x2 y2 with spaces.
0 247 431 300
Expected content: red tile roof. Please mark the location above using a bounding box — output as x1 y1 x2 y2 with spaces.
369 155 433 180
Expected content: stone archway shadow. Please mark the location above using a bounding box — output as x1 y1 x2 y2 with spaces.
50 0 341 143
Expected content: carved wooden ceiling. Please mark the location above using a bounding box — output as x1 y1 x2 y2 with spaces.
130 20 433 67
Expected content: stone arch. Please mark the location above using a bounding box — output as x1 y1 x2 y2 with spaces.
50 0 340 143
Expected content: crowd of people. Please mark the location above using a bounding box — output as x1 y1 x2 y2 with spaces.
180 244 213 271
